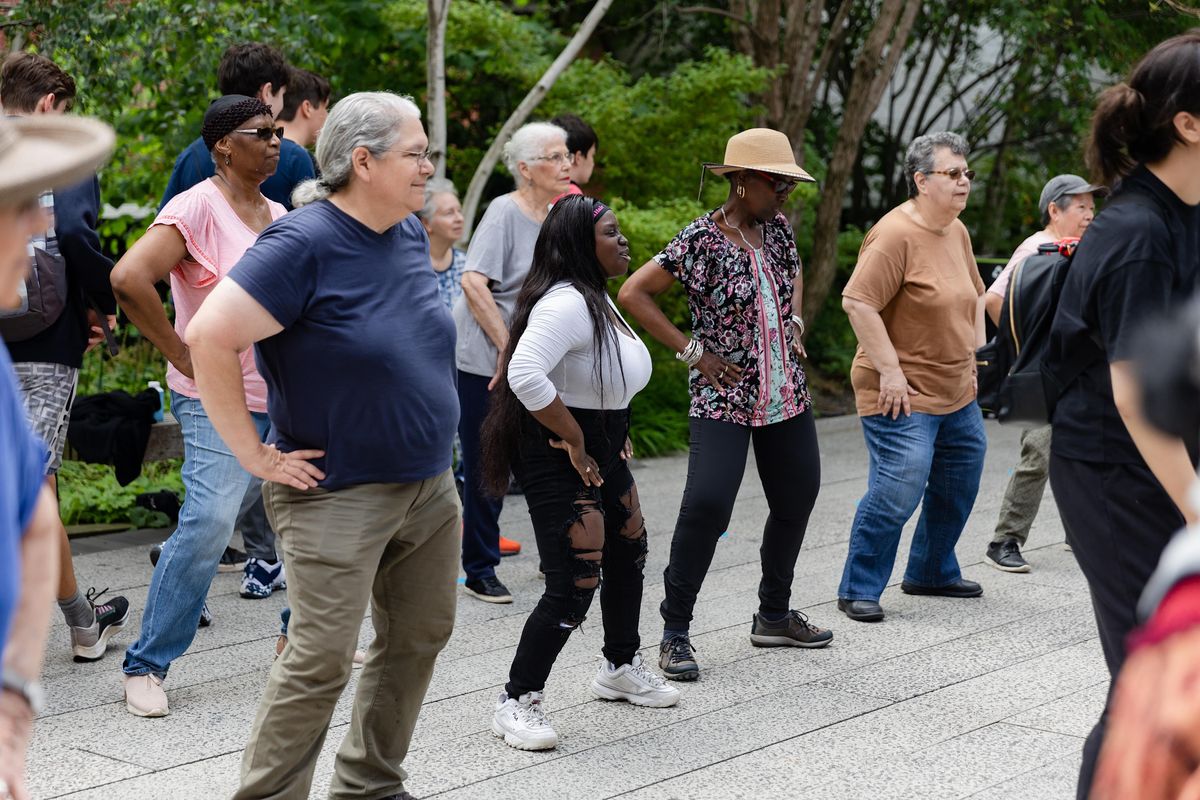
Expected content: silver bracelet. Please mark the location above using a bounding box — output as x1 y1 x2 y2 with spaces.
791 315 805 337
675 338 704 368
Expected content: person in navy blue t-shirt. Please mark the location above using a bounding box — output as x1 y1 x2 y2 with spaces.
186 92 458 800
159 43 314 211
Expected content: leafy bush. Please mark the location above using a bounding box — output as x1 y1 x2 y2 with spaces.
58 459 184 527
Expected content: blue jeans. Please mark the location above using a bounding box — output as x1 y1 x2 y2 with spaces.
838 403 987 602
123 392 270 678
458 370 502 582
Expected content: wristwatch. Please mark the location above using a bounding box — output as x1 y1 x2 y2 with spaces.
1 669 45 715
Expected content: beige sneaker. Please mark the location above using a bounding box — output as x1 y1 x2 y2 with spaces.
123 673 169 717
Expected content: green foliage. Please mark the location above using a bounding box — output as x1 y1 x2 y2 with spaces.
58 459 184 527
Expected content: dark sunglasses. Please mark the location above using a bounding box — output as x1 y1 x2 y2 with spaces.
752 170 800 194
233 126 284 141
926 168 976 181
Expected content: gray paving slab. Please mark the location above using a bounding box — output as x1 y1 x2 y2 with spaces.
30 416 1109 799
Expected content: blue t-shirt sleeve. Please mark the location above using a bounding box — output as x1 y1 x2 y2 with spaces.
227 216 317 329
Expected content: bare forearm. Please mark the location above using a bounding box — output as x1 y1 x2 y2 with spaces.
845 302 900 374
1113 361 1199 524
618 288 689 353
464 282 510 351
3 487 59 681
975 295 986 347
985 292 1003 326
189 341 260 463
115 279 187 363
528 397 586 448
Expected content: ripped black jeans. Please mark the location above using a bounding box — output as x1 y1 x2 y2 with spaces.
505 407 648 699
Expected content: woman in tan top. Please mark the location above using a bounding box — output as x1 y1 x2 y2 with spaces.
836 131 987 623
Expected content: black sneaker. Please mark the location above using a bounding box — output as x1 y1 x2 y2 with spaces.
464 576 513 604
658 634 699 681
985 538 1031 573
70 588 131 662
217 546 248 573
750 610 834 648
149 543 214 627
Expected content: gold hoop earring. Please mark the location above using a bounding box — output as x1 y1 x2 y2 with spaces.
736 184 745 199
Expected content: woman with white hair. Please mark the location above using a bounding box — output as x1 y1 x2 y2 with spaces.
453 121 571 603
836 131 988 623
418 177 467 310
186 91 458 800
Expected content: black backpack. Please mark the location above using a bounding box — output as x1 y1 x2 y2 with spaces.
977 238 1084 424
0 193 68 342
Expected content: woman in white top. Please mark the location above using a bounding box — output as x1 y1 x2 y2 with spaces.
481 195 678 751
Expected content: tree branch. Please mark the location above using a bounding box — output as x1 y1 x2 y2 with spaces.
460 0 614 236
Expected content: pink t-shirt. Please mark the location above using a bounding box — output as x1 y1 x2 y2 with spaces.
152 179 286 412
987 230 1054 299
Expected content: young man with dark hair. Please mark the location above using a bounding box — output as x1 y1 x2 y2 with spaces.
0 52 132 663
550 113 598 194
160 42 313 210
277 67 330 153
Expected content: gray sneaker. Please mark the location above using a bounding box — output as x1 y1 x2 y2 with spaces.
985 538 1031 573
750 610 833 648
70 589 131 662
658 634 699 681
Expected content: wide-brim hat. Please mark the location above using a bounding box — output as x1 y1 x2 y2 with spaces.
0 115 116 205
703 128 816 184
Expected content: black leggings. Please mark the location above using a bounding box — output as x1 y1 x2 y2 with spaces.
660 411 820 631
505 408 648 698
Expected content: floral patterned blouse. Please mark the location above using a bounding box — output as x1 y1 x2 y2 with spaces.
434 247 466 311
654 211 811 427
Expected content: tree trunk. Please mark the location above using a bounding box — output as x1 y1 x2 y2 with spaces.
802 0 921 324
426 0 451 180
460 0 613 236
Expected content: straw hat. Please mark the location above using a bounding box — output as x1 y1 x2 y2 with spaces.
0 115 115 205
703 128 815 183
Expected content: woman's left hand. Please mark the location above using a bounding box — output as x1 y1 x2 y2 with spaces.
240 442 327 490
620 437 633 461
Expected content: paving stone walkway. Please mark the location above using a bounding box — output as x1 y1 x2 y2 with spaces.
33 415 1103 799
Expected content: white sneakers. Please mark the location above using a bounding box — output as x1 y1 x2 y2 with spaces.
123 673 169 717
493 690 558 750
492 655 679 751
591 654 680 708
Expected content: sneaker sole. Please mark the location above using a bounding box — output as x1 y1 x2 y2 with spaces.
749 632 834 648
984 555 1031 573
463 587 513 604
490 719 556 750
661 666 699 682
72 611 131 662
590 679 680 708
125 698 169 718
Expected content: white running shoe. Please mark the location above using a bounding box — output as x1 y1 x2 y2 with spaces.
492 690 558 750
590 653 681 708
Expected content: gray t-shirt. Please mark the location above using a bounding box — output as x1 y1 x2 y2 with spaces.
453 193 543 376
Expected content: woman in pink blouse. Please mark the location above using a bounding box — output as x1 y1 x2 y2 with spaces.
111 95 287 718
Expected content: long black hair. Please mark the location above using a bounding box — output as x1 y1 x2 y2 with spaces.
480 194 625 496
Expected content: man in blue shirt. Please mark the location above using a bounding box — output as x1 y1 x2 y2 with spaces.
0 110 116 800
160 42 314 211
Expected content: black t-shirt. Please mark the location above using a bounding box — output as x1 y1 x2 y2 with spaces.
1048 165 1200 463
6 177 115 368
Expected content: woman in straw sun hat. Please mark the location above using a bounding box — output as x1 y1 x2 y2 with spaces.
618 127 832 683
0 112 114 800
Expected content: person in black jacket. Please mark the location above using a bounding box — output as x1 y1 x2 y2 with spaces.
1044 29 1200 799
0 52 131 664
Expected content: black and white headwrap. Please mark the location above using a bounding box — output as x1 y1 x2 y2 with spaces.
201 94 274 152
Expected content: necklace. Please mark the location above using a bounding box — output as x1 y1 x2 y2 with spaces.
720 206 759 251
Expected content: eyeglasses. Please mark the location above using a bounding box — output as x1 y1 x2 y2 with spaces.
389 148 438 167
232 127 284 141
925 168 976 182
752 170 800 194
528 151 570 165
